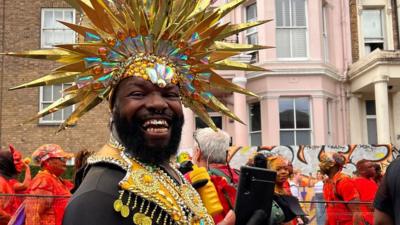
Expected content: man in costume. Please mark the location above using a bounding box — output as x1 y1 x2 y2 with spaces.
319 152 362 225
25 144 73 225
353 159 377 225
5 0 271 224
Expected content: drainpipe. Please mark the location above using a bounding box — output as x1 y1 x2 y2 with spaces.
0 0 5 146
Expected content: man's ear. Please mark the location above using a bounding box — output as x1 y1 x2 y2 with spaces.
193 147 201 163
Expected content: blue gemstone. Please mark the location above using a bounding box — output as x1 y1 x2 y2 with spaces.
179 55 188 61
186 83 195 93
101 62 119 68
190 32 200 43
98 73 112 81
84 57 102 68
164 66 174 81
85 32 101 42
168 47 180 56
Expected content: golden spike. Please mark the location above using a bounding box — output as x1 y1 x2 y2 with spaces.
58 92 104 131
200 23 230 43
218 0 246 18
93 0 127 33
9 72 81 90
216 20 272 40
126 0 142 32
1 49 83 62
209 51 240 63
188 0 212 18
207 71 258 97
63 0 93 11
213 60 267 71
58 21 99 37
25 90 90 124
182 9 221 40
214 42 274 51
54 61 86 72
77 0 114 34
182 99 217 131
207 96 244 124
55 43 105 56
151 0 168 38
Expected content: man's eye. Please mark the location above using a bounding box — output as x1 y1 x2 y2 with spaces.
129 92 144 97
166 92 179 99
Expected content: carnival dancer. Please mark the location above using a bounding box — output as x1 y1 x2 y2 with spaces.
319 152 362 225
24 144 73 225
5 0 271 224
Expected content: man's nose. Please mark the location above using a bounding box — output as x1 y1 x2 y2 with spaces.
146 93 168 112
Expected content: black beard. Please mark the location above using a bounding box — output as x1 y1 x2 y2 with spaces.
112 110 184 165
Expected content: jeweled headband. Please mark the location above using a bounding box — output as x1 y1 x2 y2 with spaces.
3 0 271 131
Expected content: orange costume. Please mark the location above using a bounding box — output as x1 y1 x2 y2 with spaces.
353 177 377 225
25 170 71 225
0 176 17 225
323 172 359 225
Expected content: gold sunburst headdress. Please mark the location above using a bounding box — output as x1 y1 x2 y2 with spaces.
4 0 271 131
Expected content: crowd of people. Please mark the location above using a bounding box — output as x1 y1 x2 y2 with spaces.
0 130 397 225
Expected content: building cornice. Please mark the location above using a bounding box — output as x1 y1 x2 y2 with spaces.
349 50 400 80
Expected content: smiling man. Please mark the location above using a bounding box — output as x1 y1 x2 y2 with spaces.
5 0 270 224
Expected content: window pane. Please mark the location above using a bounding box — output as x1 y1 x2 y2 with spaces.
276 29 291 58
291 29 307 57
64 10 74 23
64 30 75 44
280 131 295 145
296 130 311 145
43 11 53 28
367 118 377 144
249 102 261 131
279 98 294 128
195 116 222 129
43 86 52 101
64 106 73 118
54 11 64 28
53 30 64 45
246 4 257 22
53 110 63 121
43 30 53 48
292 0 306 26
275 0 290 26
53 84 62 99
366 100 376 115
250 132 262 146
295 97 310 128
362 10 383 38
42 103 52 121
247 33 258 45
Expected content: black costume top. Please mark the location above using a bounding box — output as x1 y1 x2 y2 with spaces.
62 144 214 225
374 157 400 224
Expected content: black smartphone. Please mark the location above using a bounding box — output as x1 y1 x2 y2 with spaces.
235 166 276 225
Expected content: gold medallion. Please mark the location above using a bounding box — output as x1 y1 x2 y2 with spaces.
141 216 152 225
113 199 123 212
132 169 160 194
121 205 130 218
133 213 144 224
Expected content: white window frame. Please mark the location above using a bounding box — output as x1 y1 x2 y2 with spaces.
365 100 377 144
279 97 312 145
245 2 259 63
39 84 75 125
41 8 76 48
362 8 385 55
322 4 329 63
248 102 262 146
275 0 309 60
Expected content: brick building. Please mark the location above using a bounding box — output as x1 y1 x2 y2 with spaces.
0 0 109 156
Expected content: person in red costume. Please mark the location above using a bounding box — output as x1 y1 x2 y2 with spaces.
319 152 362 225
353 159 378 225
25 144 73 225
7 144 32 208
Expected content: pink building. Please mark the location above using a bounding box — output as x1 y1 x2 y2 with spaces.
180 0 352 148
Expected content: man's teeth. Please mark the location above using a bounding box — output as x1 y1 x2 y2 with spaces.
143 119 169 128
146 127 169 133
